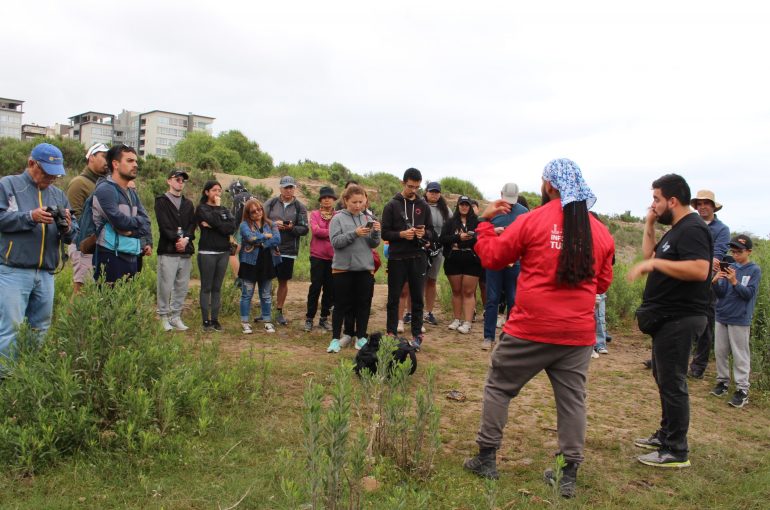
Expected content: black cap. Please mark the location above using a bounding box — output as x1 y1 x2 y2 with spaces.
458 195 471 205
318 186 337 200
729 234 753 250
168 170 189 181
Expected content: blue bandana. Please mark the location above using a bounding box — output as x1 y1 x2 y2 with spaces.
542 158 596 209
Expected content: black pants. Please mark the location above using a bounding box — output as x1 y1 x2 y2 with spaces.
690 301 715 374
306 257 333 320
332 271 375 339
386 254 427 338
651 315 707 455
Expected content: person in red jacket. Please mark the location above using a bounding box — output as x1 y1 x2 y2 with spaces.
463 158 614 499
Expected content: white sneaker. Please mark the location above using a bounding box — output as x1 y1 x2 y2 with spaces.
598 348 609 354
496 315 505 329
421 325 426 333
264 322 275 333
339 334 352 348
241 322 253 334
591 350 600 359
160 318 173 332
457 321 472 334
397 320 405 333
448 319 461 330
169 317 189 331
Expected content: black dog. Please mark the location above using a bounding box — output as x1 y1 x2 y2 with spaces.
354 332 417 377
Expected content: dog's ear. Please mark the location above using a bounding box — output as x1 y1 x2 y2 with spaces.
370 332 382 343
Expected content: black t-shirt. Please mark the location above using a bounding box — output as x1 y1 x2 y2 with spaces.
642 212 713 317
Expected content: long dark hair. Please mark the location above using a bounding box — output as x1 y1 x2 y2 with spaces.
556 201 594 286
434 195 451 221
199 180 221 204
450 201 477 231
242 198 272 229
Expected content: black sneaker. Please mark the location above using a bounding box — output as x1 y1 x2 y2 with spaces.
637 449 690 468
634 433 663 450
728 389 748 408
544 462 578 499
403 312 412 324
710 382 729 397
463 454 499 480
303 319 313 332
202 320 212 331
424 312 438 326
210 320 223 332
276 312 288 326
319 317 333 331
643 359 652 369
688 368 704 379
605 333 613 343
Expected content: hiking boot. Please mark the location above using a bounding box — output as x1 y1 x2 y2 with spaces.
303 319 313 332
481 338 493 351
339 334 352 348
634 433 663 450
688 368 704 379
169 317 189 331
264 322 276 333
403 312 412 324
463 453 499 480
210 320 223 332
544 462 578 499
728 389 748 408
397 320 405 333
447 318 461 330
637 449 690 468
424 312 438 326
161 318 173 332
355 337 368 350
710 382 729 397
457 321 472 334
319 317 333 331
276 312 288 326
241 322 253 334
326 339 341 353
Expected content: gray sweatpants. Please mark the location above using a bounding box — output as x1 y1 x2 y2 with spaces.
715 322 751 391
476 333 593 464
157 255 192 319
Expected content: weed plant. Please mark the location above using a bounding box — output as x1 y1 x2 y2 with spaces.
0 276 265 476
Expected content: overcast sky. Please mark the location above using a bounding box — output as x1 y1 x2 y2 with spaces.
4 0 770 235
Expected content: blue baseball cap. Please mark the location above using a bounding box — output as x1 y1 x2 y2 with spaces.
31 143 66 176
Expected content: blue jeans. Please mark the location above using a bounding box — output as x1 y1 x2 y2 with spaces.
240 278 273 322
0 266 54 362
594 293 607 350
483 264 520 340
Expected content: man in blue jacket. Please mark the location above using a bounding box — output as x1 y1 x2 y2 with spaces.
709 235 761 408
0 143 78 364
480 182 528 351
92 144 151 283
688 189 730 378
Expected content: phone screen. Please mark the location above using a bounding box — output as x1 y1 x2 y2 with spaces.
719 262 730 271
365 221 374 228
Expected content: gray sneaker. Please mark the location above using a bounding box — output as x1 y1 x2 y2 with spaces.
463 454 498 480
544 462 578 499
634 433 663 450
481 338 493 351
319 317 333 331
276 312 288 326
710 382 729 397
303 319 313 332
728 389 748 408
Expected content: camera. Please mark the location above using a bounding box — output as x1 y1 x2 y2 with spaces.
45 206 69 232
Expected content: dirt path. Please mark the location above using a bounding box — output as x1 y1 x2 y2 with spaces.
180 280 770 481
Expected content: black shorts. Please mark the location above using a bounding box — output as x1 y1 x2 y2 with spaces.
275 256 295 281
443 250 483 278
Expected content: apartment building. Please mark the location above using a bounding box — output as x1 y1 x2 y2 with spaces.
0 98 24 139
68 111 115 148
109 109 214 157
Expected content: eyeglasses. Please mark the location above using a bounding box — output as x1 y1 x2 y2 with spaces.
250 209 262 215
405 184 420 190
172 177 185 183
729 248 746 254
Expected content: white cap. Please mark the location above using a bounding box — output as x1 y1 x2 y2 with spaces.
500 183 519 205
85 143 109 161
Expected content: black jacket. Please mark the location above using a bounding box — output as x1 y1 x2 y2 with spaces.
439 214 479 257
380 193 434 260
155 193 196 256
194 203 237 253
264 196 309 256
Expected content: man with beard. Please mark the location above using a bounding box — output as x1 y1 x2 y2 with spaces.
462 159 614 498
628 174 711 468
92 145 152 283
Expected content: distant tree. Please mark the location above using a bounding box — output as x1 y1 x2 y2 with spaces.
217 130 273 177
439 177 484 199
0 137 85 178
172 131 216 165
519 191 541 209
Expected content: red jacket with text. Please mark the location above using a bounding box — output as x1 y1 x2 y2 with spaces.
474 199 615 345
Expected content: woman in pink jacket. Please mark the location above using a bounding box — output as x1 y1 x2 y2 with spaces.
304 186 337 332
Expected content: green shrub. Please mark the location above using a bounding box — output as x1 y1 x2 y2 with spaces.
0 277 264 475
605 261 646 328
438 177 483 200
749 239 770 390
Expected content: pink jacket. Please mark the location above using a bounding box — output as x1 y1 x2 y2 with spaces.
309 209 334 260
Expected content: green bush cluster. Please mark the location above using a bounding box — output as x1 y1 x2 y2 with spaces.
438 176 483 200
0 137 85 178
0 276 265 476
749 239 770 390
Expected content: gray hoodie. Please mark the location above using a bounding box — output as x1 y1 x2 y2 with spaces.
330 209 381 271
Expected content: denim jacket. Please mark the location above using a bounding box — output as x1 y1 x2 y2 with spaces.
238 221 281 266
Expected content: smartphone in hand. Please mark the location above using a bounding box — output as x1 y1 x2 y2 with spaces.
365 221 374 229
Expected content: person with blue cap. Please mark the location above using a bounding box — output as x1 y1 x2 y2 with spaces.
0 143 78 367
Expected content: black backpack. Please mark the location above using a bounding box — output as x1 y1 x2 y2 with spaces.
354 332 417 377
